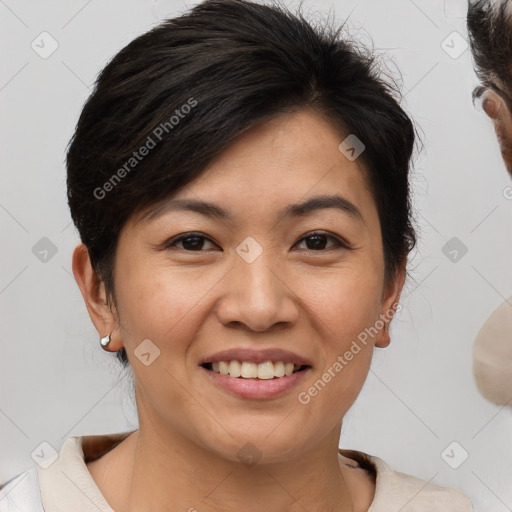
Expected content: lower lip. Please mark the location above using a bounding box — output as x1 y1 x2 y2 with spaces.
199 366 311 399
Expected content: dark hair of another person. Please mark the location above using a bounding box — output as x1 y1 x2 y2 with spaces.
66 0 417 367
468 0 512 105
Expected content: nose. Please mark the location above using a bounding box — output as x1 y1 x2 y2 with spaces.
215 251 300 332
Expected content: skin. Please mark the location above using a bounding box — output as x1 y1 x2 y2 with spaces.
474 76 512 407
481 83 512 175
72 108 405 512
478 0 512 175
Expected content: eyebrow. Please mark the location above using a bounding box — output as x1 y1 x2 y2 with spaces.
138 194 363 224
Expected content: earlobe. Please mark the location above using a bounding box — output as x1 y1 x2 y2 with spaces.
375 323 391 349
71 243 121 351
374 265 406 349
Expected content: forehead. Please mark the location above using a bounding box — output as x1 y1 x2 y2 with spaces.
183 109 372 203
134 109 378 229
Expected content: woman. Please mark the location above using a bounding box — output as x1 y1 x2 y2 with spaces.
0 0 473 510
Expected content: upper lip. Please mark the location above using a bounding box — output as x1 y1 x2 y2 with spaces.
199 348 313 367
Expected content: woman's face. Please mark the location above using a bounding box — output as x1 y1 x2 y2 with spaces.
92 109 403 463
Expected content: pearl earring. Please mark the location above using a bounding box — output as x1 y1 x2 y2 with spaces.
100 333 112 350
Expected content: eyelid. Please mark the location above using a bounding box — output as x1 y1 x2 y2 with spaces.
163 231 220 250
294 230 353 251
163 230 353 252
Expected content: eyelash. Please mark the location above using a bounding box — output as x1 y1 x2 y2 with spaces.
163 231 352 253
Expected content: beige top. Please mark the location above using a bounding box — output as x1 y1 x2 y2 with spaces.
0 432 473 512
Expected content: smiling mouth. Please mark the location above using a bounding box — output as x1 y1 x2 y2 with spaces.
201 361 311 379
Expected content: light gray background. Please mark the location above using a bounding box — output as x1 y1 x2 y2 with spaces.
1 0 511 510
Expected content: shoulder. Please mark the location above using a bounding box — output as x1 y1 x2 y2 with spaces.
340 449 474 512
0 467 44 512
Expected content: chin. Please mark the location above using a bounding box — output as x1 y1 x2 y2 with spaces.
204 431 309 465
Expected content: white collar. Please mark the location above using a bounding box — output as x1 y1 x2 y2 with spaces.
34 433 472 512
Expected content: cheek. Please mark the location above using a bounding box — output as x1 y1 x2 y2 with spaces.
299 264 383 340
297 323 374 431
320 286 379 386
291 263 383 409
113 263 199 349
495 119 512 171
482 92 512 170
115 268 207 411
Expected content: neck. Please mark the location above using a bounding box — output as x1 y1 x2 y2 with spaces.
92 423 359 512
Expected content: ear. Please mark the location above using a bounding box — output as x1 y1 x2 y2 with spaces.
71 243 123 352
374 263 406 349
481 88 512 176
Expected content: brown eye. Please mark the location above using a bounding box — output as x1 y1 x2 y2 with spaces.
165 233 219 251
294 231 349 251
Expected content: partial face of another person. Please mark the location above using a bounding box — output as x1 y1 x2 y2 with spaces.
80 109 403 464
468 0 512 176
468 0 512 407
481 84 512 175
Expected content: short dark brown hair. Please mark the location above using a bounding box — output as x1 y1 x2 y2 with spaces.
468 0 512 103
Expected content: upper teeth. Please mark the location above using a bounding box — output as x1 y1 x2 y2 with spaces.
211 361 301 379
